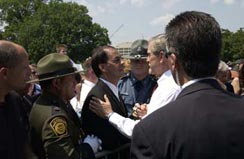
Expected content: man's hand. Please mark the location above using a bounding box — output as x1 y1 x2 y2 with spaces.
89 94 113 119
132 103 147 119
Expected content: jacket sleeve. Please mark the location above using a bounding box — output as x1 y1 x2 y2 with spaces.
78 143 95 159
130 123 157 159
108 112 139 138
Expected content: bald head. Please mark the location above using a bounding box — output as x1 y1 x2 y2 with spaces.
0 40 30 96
0 40 27 68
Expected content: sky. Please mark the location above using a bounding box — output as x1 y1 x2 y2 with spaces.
65 0 244 46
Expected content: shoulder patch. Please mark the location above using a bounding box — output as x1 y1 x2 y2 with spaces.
49 117 68 137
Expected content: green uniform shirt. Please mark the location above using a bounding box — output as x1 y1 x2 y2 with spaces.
29 92 94 159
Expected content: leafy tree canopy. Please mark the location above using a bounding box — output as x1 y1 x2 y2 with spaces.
221 28 244 62
0 0 110 63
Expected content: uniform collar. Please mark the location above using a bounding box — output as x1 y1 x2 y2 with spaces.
130 72 152 86
40 91 67 107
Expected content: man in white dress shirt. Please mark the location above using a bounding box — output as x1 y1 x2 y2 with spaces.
89 34 181 138
70 57 97 116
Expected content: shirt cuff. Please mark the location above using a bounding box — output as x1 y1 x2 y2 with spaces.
106 111 114 120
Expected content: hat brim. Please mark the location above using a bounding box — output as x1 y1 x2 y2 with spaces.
27 70 83 83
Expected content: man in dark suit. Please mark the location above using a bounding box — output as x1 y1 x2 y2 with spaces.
131 11 244 159
81 46 130 156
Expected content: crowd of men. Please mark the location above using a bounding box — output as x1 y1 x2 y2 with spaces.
1 10 244 159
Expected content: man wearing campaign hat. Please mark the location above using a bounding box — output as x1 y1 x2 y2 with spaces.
118 39 157 117
28 53 101 159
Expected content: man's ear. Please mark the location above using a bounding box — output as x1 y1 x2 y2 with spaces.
52 78 61 89
168 53 177 71
98 63 106 73
0 67 9 80
159 51 165 63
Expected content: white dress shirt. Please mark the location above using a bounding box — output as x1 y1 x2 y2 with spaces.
145 70 181 117
100 78 120 100
79 80 96 108
70 79 95 117
108 70 182 138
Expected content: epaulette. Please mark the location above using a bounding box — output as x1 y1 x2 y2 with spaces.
51 100 61 115
51 106 62 115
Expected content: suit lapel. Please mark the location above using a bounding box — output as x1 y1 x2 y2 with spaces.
98 80 127 116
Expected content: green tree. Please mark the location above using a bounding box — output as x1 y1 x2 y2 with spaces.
231 28 244 60
221 29 234 61
0 0 110 63
222 28 244 62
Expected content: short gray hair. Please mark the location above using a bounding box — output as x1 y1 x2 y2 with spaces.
218 60 229 72
148 34 167 56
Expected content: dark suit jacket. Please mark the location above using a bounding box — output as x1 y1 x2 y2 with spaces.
81 79 130 150
0 91 28 159
131 79 244 159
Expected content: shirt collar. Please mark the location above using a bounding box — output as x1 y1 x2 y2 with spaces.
182 77 216 90
99 78 119 99
130 72 151 86
157 69 172 84
83 79 96 87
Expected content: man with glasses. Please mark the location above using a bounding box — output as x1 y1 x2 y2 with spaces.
118 39 157 117
81 46 130 158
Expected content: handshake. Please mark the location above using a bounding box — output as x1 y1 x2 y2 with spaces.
132 103 147 119
83 134 102 153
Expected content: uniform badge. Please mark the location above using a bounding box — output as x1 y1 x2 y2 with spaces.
50 117 68 137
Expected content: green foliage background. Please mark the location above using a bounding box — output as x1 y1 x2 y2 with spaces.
1 0 244 64
221 28 244 62
0 0 110 63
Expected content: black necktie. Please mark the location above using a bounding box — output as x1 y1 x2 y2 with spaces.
152 83 158 95
134 81 143 92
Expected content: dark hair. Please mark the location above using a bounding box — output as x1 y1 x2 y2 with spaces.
74 73 81 83
91 46 116 77
39 79 53 90
0 42 19 68
165 11 222 78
